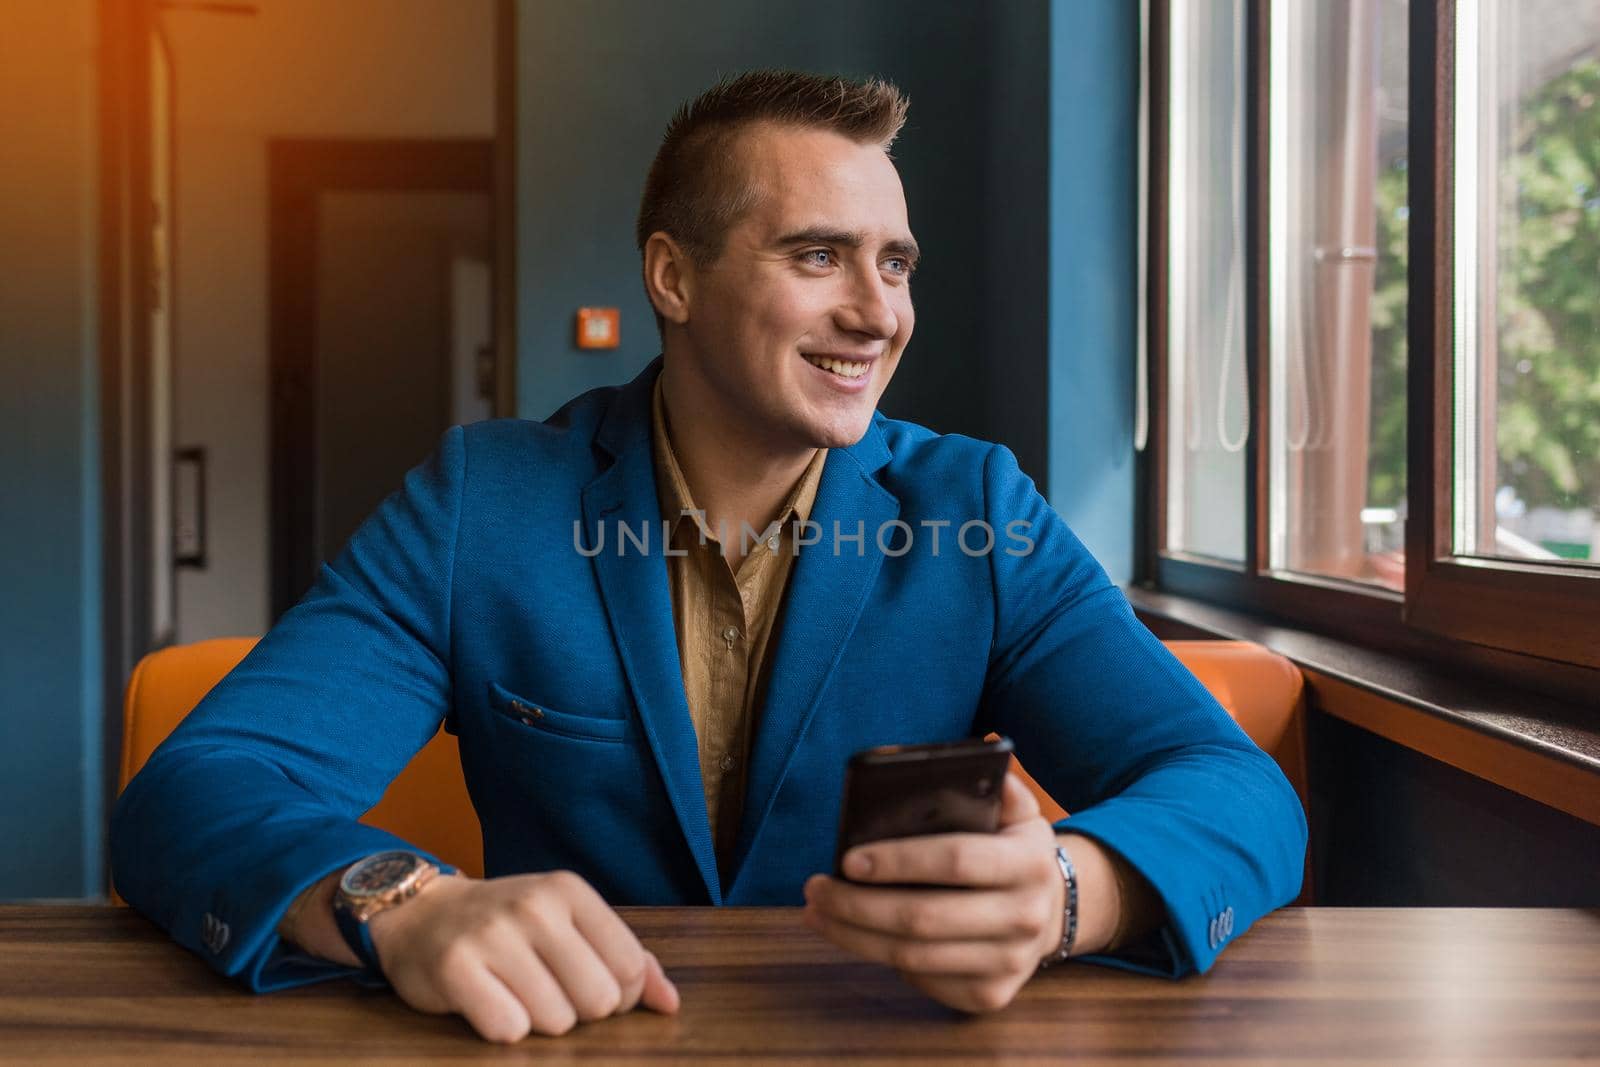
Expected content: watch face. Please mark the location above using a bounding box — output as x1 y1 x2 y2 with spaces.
342 851 424 898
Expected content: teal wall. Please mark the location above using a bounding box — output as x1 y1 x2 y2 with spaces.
982 0 1053 494
1047 0 1139 581
0 0 103 900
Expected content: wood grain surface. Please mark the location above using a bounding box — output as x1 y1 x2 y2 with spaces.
3 906 1598 1064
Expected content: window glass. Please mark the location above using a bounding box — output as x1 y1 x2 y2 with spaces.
1269 0 1409 590
1166 0 1249 562
1456 0 1600 567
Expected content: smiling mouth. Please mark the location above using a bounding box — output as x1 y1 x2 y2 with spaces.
801 353 872 380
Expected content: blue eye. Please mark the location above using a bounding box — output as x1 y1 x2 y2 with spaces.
803 249 834 267
885 257 913 276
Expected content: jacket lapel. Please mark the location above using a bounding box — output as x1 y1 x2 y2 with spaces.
583 358 902 902
582 358 722 903
726 421 899 894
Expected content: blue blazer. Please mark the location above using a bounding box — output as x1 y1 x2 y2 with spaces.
112 357 1307 992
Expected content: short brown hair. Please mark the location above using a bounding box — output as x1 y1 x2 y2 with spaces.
636 69 909 281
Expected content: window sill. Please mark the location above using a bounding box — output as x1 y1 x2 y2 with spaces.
1125 585 1600 828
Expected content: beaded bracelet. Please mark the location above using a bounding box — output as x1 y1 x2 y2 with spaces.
1037 845 1079 968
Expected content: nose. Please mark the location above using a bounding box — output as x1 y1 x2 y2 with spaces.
835 269 899 341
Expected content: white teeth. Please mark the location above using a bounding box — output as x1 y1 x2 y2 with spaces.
804 354 870 379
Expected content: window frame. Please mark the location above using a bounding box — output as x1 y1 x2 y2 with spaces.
1141 0 1600 683
1403 0 1600 670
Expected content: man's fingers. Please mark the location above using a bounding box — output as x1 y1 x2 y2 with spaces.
571 899 654 1015
998 771 1041 826
437 958 539 1044
805 877 1042 941
841 832 1037 888
639 950 681 1015
804 909 1033 977
536 924 626 1023
482 946 576 1038
383 871 676 1042
568 892 679 1016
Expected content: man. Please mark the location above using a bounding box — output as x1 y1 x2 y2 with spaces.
112 71 1306 1043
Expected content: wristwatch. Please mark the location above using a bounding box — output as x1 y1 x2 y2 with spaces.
331 850 440 973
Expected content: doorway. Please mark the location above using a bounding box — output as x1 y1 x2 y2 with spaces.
143 0 515 640
90 0 515 895
267 139 504 616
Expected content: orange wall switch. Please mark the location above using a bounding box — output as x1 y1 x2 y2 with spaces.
575 307 620 349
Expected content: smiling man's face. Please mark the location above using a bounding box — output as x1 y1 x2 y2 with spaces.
673 123 918 454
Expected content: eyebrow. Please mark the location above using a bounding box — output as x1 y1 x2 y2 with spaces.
774 227 921 265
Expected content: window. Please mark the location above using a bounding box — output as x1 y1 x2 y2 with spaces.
1269 0 1409 590
1146 0 1600 674
1166 0 1249 564
1453 0 1600 568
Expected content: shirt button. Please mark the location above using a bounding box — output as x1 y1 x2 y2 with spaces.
722 625 739 643
767 535 779 551
720 755 735 772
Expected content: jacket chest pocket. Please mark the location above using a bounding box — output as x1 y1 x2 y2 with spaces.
486 680 633 743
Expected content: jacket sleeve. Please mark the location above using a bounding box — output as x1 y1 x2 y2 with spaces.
976 444 1307 978
110 426 468 992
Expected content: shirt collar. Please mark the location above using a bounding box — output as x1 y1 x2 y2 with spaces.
650 375 827 541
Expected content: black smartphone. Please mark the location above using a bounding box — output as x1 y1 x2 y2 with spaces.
832 736 1015 880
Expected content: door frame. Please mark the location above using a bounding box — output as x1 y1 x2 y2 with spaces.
267 138 501 618
97 0 159 875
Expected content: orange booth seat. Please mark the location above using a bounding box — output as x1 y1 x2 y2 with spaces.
117 637 1310 900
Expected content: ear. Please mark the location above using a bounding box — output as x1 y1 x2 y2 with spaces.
642 232 694 327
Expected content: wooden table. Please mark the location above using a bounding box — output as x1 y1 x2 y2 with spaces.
5 906 1599 1064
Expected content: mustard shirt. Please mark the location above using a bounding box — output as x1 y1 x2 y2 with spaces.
649 377 826 872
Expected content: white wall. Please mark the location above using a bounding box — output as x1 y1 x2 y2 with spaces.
164 0 494 641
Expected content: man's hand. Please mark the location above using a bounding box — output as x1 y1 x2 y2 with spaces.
367 870 679 1043
802 772 1068 1014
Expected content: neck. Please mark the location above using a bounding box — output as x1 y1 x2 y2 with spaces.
657 357 818 546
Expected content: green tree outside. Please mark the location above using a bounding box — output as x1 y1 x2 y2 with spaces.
1497 58 1600 516
1368 156 1408 511
1366 58 1600 546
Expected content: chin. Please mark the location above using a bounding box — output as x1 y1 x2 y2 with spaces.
806 414 874 450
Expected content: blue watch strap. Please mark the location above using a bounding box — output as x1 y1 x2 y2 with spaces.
330 855 456 977
333 901 383 974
